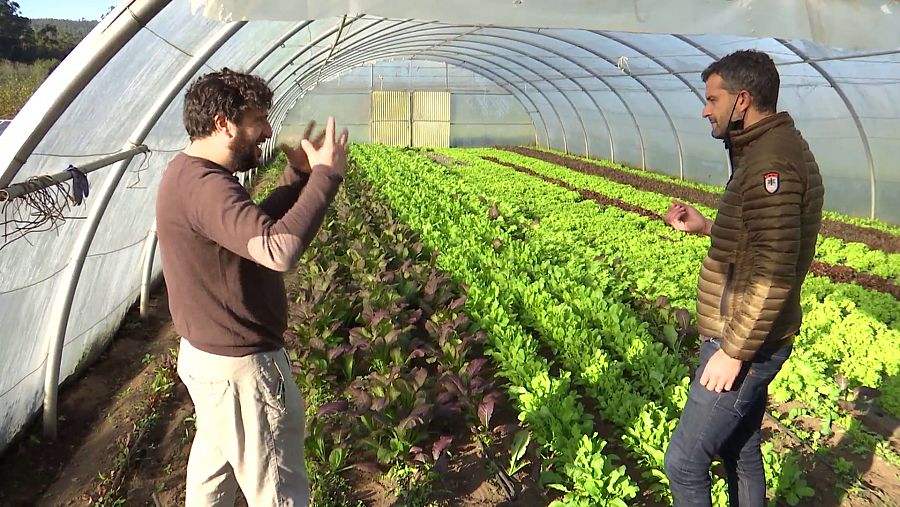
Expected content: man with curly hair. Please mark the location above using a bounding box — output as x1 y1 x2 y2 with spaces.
157 68 348 506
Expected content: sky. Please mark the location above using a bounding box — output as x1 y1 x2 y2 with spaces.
17 0 117 21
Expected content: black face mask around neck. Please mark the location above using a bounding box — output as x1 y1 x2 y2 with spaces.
723 95 746 151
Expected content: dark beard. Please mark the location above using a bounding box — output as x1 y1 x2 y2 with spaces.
712 118 745 140
230 131 258 172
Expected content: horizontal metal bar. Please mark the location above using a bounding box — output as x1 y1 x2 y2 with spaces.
0 145 149 201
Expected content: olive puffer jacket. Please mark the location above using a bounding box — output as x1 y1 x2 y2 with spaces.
697 112 824 361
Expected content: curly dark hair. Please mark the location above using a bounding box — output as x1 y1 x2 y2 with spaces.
182 68 274 140
702 50 779 113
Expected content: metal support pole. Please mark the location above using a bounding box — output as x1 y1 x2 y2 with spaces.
139 220 157 320
0 0 171 188
670 34 732 178
0 146 149 201
776 39 878 219
247 21 314 73
267 15 366 86
41 21 246 440
314 25 620 162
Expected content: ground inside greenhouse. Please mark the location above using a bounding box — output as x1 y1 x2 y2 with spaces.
0 283 898 507
0 285 551 507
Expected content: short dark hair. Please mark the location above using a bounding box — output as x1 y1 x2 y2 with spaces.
701 50 779 113
183 68 273 140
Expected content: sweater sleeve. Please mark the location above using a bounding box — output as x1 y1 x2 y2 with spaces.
189 166 342 272
720 161 803 361
257 163 311 220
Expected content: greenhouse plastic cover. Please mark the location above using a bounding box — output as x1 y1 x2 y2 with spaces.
0 0 898 452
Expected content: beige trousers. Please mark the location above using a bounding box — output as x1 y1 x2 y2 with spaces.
177 338 309 507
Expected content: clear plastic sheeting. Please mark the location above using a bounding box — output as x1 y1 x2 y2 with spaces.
0 0 899 453
191 0 900 51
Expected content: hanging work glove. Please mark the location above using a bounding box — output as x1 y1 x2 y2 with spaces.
66 165 90 205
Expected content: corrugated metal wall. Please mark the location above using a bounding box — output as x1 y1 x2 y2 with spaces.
371 90 451 147
412 91 450 148
371 90 410 146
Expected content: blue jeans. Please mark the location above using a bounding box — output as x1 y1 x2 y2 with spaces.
664 338 792 506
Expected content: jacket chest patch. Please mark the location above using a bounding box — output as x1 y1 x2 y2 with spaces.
764 172 780 194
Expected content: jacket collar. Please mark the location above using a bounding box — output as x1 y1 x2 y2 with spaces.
726 111 794 155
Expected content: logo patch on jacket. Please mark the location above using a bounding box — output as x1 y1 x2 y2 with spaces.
764 172 780 194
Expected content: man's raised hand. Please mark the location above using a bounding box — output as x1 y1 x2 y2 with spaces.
301 117 349 179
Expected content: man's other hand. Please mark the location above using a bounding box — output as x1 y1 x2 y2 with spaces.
281 120 326 174
301 117 349 179
700 348 743 393
665 199 710 235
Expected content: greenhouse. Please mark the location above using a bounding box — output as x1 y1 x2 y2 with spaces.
0 0 898 504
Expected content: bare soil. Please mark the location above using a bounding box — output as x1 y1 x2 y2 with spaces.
0 286 547 506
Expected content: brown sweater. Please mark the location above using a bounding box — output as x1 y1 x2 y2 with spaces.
156 153 342 356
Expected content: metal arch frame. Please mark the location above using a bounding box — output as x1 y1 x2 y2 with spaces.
262 25 559 150
287 40 569 149
272 51 548 148
304 30 590 153
265 21 466 129
597 32 705 103
498 27 656 164
504 27 649 169
260 27 549 152
273 55 547 153
263 20 434 129
270 43 556 150
438 33 591 155
293 28 632 155
775 39 878 219
41 21 247 439
670 33 733 176
260 25 550 153
550 29 685 177
264 22 615 151
286 53 545 149
246 20 315 73
592 31 702 178
269 18 432 95
265 42 550 148
482 27 624 164
260 21 586 150
261 19 453 155
261 17 411 158
266 14 368 85
670 34 719 65
0 0 172 187
269 27 570 151
444 30 616 159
